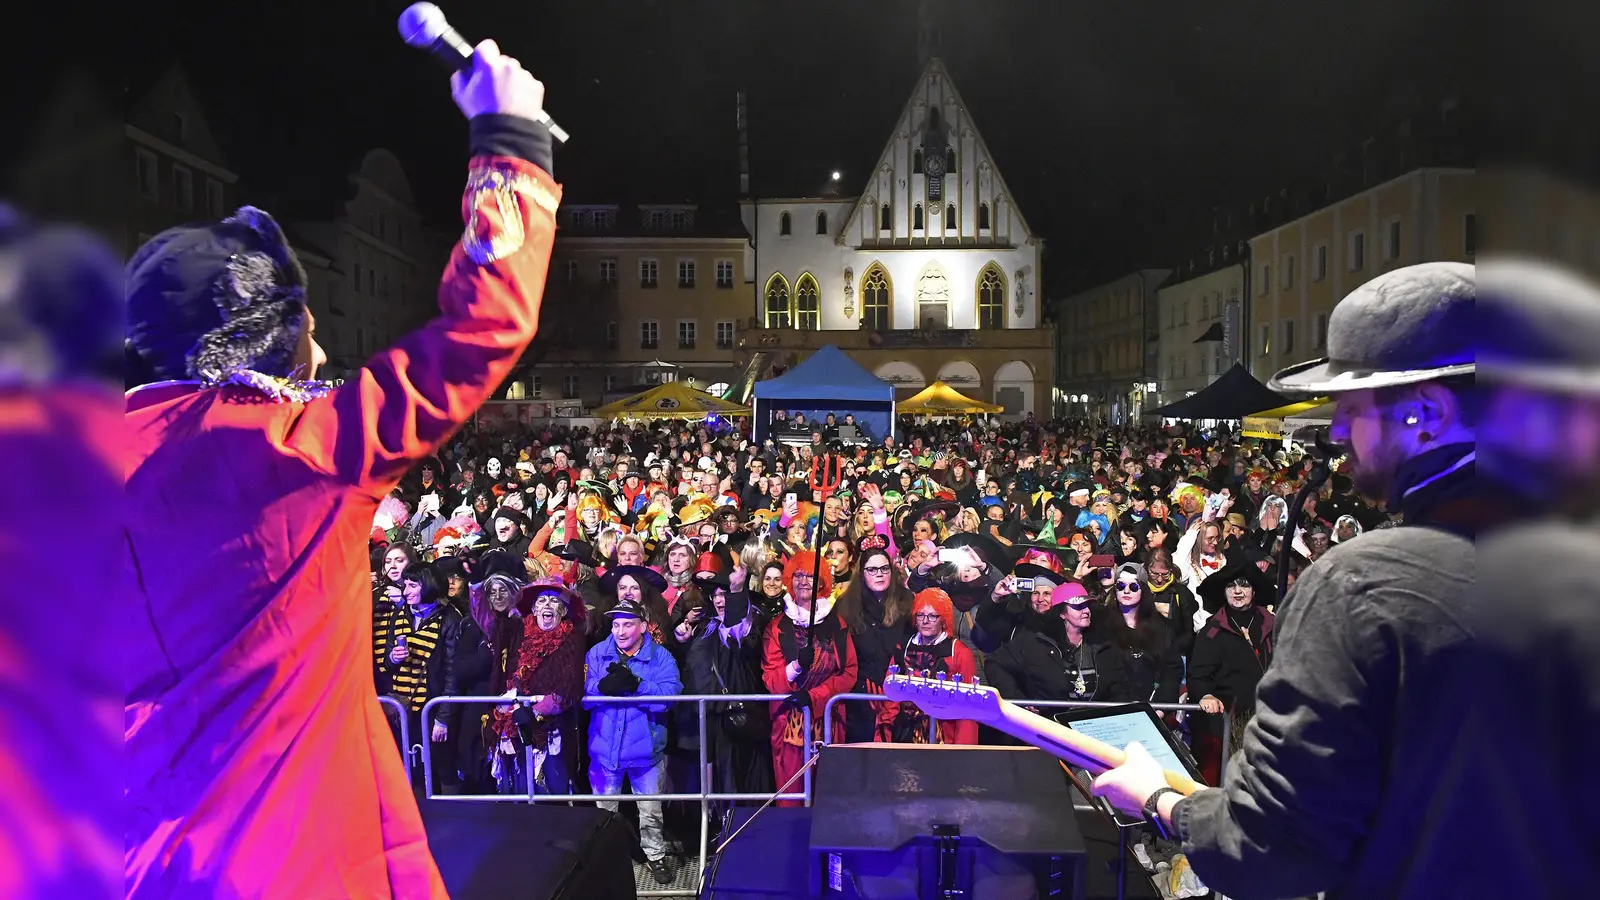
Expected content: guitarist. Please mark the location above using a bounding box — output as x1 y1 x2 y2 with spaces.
1091 263 1481 900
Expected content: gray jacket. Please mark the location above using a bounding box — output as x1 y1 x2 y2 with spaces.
1173 523 1475 899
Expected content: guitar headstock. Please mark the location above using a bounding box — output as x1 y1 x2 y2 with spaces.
881 666 1004 724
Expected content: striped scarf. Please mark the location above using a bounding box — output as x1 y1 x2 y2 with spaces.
391 608 445 712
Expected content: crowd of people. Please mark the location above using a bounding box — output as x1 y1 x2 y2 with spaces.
369 413 1389 886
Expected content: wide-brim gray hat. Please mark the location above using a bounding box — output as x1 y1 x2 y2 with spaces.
1478 258 1600 394
1268 262 1474 394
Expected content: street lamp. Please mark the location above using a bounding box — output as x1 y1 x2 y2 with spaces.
831 171 841 181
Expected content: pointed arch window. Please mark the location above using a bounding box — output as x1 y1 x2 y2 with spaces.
977 263 1006 329
913 149 924 174
794 273 820 331
778 211 792 235
815 210 828 235
945 147 956 171
913 204 924 230
860 264 891 331
945 203 957 227
880 204 892 232
763 273 791 329
978 203 991 230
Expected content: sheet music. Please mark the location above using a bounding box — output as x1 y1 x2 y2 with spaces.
1063 711 1190 781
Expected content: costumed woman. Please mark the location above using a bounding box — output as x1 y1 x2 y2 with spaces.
491 579 586 795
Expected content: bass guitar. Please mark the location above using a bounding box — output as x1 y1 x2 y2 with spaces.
882 666 1203 796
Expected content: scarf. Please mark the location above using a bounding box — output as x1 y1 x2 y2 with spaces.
515 617 574 678
665 569 693 590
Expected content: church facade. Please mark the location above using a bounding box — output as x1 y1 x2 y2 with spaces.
740 58 1054 419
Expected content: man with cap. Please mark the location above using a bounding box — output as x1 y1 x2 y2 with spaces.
1094 262 1481 899
123 45 556 898
585 598 683 884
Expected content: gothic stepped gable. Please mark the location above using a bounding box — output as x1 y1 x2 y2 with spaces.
839 57 1034 248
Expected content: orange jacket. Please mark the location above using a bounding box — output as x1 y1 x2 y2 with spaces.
123 153 559 899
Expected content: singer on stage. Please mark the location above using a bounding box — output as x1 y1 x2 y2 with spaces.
1093 263 1482 899
123 42 557 897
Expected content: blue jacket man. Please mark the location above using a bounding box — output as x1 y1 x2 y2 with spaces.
584 599 681 883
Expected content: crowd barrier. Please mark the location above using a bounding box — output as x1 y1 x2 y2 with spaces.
376 695 414 775
419 693 809 899
819 693 1230 781
391 692 1228 897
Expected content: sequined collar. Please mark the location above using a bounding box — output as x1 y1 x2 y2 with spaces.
126 369 335 407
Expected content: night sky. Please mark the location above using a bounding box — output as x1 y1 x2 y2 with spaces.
33 0 1469 289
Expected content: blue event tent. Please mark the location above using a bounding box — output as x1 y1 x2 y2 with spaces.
752 345 897 443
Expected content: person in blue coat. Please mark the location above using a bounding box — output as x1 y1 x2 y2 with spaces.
585 598 683 885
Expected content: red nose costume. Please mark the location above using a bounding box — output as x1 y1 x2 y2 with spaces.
123 150 559 897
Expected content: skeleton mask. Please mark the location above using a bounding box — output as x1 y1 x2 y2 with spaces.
485 458 502 479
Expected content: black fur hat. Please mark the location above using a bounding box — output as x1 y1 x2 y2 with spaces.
125 206 309 387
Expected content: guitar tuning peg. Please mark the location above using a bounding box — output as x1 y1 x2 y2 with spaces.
887 664 900 678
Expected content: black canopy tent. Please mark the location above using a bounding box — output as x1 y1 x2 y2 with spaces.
1149 363 1294 420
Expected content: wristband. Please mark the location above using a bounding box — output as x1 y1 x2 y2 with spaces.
1142 787 1181 840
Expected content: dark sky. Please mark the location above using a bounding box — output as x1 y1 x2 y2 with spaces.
41 0 1463 289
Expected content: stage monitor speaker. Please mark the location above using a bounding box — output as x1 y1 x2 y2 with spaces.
418 800 637 900
809 744 1086 900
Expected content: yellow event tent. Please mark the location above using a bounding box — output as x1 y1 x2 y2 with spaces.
591 381 751 421
1242 398 1334 440
896 380 1004 416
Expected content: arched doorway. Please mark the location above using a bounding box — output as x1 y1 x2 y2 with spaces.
935 360 981 393
873 361 927 400
992 360 1035 418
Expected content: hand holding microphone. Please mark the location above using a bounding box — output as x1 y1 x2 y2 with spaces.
399 3 569 142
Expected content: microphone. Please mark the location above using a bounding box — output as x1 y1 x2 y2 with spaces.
398 2 570 144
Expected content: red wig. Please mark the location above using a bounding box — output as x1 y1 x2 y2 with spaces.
782 550 834 599
912 588 955 637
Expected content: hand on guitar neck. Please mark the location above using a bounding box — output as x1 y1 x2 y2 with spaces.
881 667 1202 797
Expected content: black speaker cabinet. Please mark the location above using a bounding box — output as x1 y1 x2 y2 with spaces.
418 800 637 900
809 744 1086 900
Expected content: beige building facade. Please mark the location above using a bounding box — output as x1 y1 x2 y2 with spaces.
1247 167 1476 381
1056 269 1171 424
1154 260 1248 409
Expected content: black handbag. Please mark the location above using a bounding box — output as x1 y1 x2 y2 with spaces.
710 656 751 732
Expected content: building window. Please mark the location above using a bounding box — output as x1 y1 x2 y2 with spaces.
880 204 891 232
670 209 691 229
678 259 695 288
1348 230 1366 271
1281 253 1295 289
640 321 659 349
1384 217 1402 261
779 211 792 235
605 321 618 349
367 269 375 295
1464 213 1477 257
135 149 158 200
1312 244 1328 281
1259 324 1271 356
640 259 658 288
945 147 956 171
915 262 951 329
1259 264 1270 296
913 204 924 230
913 149 924 174
1181 301 1189 325
352 263 363 293
205 178 224 218
599 259 617 283
1282 319 1296 355
978 203 990 230
716 321 735 349
645 209 666 229
945 203 956 227
763 274 791 329
530 376 543 398
678 320 697 349
794 273 821 331
1314 312 1328 349
977 263 1005 329
816 211 828 235
605 374 619 392
171 112 187 142
565 259 578 282
562 375 580 399
860 264 891 331
715 259 734 288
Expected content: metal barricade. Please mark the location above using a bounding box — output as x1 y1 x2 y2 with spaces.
821 693 1229 783
376 695 414 780
419 693 806 899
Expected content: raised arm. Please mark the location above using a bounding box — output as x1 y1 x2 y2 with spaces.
290 44 560 494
